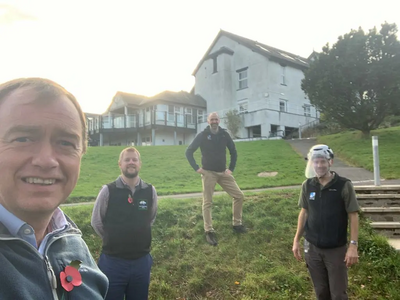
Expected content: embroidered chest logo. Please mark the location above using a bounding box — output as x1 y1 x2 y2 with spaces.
309 192 316 200
207 135 212 140
127 194 133 204
138 200 148 211
329 189 337 192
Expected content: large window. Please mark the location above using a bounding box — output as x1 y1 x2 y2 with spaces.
237 68 248 89
168 105 174 122
197 109 205 123
167 105 182 121
185 108 193 124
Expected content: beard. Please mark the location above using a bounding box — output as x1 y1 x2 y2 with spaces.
122 168 138 178
209 124 219 133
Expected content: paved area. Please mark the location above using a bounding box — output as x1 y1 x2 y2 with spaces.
287 138 400 186
388 239 400 250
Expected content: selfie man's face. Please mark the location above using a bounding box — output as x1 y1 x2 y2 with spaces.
0 88 83 219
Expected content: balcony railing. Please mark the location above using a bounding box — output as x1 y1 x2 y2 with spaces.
87 111 197 133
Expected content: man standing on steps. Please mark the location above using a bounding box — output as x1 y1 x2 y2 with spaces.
292 144 359 300
91 147 158 300
185 112 246 246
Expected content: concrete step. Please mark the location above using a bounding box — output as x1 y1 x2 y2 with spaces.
357 194 400 207
388 238 400 251
370 222 400 238
361 207 400 222
355 185 400 194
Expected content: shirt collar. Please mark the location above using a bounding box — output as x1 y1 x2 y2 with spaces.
116 176 142 189
311 172 337 187
0 204 25 236
0 204 68 238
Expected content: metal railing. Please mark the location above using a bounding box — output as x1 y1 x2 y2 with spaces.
87 111 197 133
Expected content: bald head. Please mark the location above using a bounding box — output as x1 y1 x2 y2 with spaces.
207 112 219 122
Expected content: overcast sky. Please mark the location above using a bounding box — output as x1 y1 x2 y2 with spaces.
0 0 399 113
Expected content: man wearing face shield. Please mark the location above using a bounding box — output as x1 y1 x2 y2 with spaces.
292 144 359 300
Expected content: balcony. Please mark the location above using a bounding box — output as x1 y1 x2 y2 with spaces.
87 111 197 134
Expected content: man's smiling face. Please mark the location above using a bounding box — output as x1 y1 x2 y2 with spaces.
207 113 220 130
0 88 83 219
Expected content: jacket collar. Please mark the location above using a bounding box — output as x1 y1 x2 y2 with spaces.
116 176 148 190
203 126 224 134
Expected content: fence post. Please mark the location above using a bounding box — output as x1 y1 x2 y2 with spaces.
372 136 381 186
298 122 302 139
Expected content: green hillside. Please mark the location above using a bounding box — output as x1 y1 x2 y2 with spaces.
318 126 400 179
71 126 400 201
71 140 306 199
64 190 400 300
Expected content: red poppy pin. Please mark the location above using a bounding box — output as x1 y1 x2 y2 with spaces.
128 194 133 204
60 260 83 292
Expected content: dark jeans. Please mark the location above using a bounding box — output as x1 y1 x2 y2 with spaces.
98 253 153 300
305 242 348 300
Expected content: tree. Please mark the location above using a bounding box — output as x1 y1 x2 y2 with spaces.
225 109 241 138
302 22 400 135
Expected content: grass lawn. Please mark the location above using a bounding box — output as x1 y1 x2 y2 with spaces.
63 190 400 300
318 126 400 179
69 140 306 201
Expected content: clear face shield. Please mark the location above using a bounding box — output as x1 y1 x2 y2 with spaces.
305 152 332 179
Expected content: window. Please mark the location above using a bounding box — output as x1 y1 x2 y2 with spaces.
237 68 248 89
213 57 218 73
168 105 174 122
197 109 205 122
185 108 193 124
304 105 311 117
238 99 248 113
174 106 182 114
281 65 286 85
279 100 287 112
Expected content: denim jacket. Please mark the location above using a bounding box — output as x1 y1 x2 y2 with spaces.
0 216 108 300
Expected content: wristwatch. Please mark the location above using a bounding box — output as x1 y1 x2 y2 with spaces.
350 240 358 246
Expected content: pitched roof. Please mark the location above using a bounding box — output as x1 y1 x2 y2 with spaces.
192 30 309 75
147 90 206 107
106 90 206 113
115 91 147 106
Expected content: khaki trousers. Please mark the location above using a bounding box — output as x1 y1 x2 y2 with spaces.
201 170 244 232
